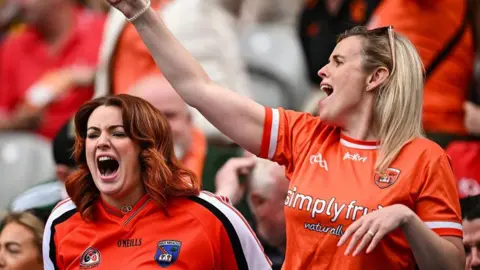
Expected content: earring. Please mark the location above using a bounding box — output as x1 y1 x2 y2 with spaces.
366 86 371 92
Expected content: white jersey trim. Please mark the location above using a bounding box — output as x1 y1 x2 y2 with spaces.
197 192 272 269
425 221 463 231
42 199 77 270
268 109 280 160
340 138 379 150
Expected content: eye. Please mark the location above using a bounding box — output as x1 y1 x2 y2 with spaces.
334 59 343 66
87 133 98 139
112 132 126 137
7 247 20 254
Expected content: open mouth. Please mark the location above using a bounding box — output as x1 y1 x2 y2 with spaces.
320 84 334 96
97 156 119 177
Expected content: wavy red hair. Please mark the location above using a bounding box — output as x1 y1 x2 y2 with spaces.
65 94 200 221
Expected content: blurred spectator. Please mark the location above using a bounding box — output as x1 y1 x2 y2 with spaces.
0 0 105 140
9 121 75 213
368 0 474 147
447 100 480 198
461 195 480 270
0 211 45 270
247 158 287 269
215 156 287 270
129 75 207 181
299 0 380 86
95 0 251 143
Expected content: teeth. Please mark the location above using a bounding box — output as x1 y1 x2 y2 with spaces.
321 85 333 91
98 156 113 161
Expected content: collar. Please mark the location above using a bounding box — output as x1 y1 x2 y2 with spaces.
340 133 379 150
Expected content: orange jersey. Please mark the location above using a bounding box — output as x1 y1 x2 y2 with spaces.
43 192 272 270
259 107 463 270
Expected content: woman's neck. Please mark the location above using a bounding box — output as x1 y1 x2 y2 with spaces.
101 185 147 212
341 95 377 141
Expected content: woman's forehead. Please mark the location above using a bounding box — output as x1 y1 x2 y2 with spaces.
0 222 35 243
87 106 123 127
332 36 364 60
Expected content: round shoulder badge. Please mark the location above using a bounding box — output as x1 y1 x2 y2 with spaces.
80 247 101 269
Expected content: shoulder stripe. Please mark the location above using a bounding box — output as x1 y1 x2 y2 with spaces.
52 198 72 211
43 200 77 270
260 107 273 159
268 108 280 160
202 192 265 253
189 192 272 270
425 221 463 231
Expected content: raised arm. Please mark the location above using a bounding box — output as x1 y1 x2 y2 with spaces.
107 0 265 154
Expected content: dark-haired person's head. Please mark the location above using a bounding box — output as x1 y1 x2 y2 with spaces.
65 94 200 221
461 195 480 270
0 211 45 270
52 120 76 183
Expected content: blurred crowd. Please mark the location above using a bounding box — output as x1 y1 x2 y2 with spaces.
1 0 480 269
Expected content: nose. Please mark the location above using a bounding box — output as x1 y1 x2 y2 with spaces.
317 64 329 80
0 249 6 268
96 133 110 150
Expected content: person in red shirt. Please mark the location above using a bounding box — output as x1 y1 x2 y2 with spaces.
0 0 105 140
42 95 271 269
108 1 465 269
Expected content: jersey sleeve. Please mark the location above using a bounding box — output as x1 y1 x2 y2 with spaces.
414 153 463 237
258 107 325 169
42 199 77 270
196 192 272 270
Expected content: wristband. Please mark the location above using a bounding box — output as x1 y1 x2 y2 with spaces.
126 0 151 22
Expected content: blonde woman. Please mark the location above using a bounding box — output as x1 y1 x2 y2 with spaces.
107 0 465 269
0 211 45 270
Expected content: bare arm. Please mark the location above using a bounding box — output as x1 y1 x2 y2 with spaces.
129 5 265 154
402 212 465 270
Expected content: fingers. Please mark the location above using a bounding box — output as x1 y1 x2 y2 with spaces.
338 218 383 256
353 223 380 256
366 227 387 254
344 221 372 256
231 157 257 173
337 219 362 247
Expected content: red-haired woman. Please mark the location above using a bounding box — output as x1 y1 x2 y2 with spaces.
41 95 271 270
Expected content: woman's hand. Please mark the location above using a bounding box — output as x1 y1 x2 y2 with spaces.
214 157 256 205
104 0 150 19
337 204 414 256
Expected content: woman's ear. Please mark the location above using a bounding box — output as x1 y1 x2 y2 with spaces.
366 66 389 91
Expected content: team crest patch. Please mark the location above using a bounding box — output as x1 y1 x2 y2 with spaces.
154 240 182 268
374 168 401 189
80 247 101 269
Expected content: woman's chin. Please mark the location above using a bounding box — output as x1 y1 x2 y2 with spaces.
98 184 122 197
94 174 123 196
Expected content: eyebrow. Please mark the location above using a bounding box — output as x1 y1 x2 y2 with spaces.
87 125 125 132
332 54 346 62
